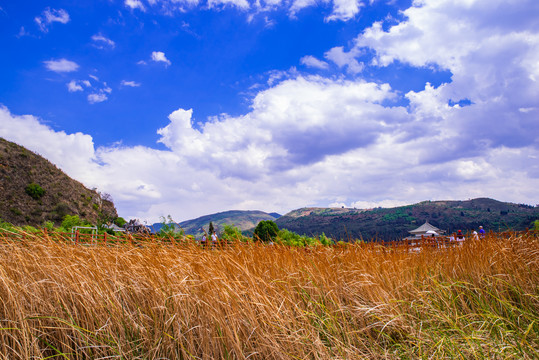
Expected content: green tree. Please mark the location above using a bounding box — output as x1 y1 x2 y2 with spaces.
159 215 184 238
25 183 45 200
208 221 215 235
253 220 279 242
113 217 127 227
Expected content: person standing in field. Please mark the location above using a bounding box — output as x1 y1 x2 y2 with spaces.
478 226 486 238
201 233 207 246
211 231 218 248
456 230 465 242
472 229 479 240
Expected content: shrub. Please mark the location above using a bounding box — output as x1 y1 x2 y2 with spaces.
318 233 333 246
25 183 45 200
42 221 55 230
60 215 92 232
220 224 248 242
53 203 70 220
9 208 22 216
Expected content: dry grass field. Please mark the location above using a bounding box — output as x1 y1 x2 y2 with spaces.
0 230 537 359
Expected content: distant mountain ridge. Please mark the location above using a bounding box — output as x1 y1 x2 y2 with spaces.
275 198 539 241
151 210 280 236
0 137 118 226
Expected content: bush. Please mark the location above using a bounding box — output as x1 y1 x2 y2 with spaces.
53 203 70 220
220 224 248 242
42 221 55 231
275 229 333 247
253 220 279 242
25 183 45 200
60 215 92 232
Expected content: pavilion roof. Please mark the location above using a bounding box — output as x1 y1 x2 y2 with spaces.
409 221 444 234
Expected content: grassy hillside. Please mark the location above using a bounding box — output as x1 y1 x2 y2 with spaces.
0 137 117 226
152 210 280 236
0 230 537 358
276 198 539 241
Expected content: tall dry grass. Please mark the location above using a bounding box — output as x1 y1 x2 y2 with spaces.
0 231 537 359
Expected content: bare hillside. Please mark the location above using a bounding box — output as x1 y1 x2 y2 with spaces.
0 137 117 226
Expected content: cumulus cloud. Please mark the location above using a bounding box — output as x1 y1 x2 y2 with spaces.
324 46 364 74
88 93 108 104
121 80 141 87
35 8 70 32
156 76 404 178
0 106 99 184
151 51 171 66
67 80 83 92
354 0 539 159
125 0 146 11
91 34 116 49
289 0 317 17
44 59 79 73
325 0 363 22
300 55 329 69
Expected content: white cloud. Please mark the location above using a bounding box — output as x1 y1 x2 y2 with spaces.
17 27 30 37
300 55 329 70
324 46 364 74
115 0 366 23
121 80 141 87
151 51 172 66
289 0 317 17
66 76 112 101
44 59 79 73
91 34 116 49
325 0 363 22
208 0 250 9
289 0 363 21
35 8 70 32
67 80 83 92
354 0 539 158
0 106 99 184
125 0 146 11
2 96 537 223
88 93 108 104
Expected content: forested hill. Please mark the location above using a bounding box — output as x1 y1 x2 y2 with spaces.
275 198 539 241
0 137 118 227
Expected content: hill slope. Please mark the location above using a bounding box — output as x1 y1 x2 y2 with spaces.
152 210 280 236
0 137 118 226
275 198 539 241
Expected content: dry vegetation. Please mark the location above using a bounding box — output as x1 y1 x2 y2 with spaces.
0 231 538 359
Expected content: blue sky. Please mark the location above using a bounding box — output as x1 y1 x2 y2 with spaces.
1 0 538 222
